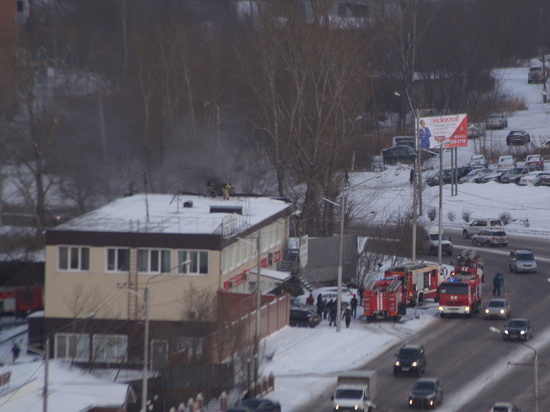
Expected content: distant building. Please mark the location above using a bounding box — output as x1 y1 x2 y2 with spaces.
39 194 293 370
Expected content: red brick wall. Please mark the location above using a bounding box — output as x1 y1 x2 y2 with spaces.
0 0 17 110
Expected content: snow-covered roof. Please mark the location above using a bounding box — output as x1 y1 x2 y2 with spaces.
49 194 291 235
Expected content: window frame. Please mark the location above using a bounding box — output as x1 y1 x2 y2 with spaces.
177 250 208 276
106 247 130 272
137 249 172 274
58 246 90 271
54 332 90 362
92 334 128 363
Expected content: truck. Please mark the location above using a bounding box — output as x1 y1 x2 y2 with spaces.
423 226 453 256
0 286 44 317
363 278 406 322
332 370 377 412
437 272 483 318
384 262 444 306
451 248 484 282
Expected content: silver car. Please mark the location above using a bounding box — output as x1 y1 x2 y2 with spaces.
509 249 537 273
483 298 511 320
486 113 508 129
471 230 509 247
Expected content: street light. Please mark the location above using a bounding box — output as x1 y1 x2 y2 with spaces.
322 196 345 332
489 326 539 412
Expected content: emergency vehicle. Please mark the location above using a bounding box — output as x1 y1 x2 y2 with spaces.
0 286 44 317
384 262 444 306
437 272 483 318
363 277 406 321
452 248 484 282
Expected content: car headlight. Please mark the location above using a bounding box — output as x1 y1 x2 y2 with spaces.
504 329 509 334
395 361 400 366
412 361 418 367
465 307 470 313
499 309 505 314
520 330 526 335
335 404 340 410
485 309 490 314
438 306 444 312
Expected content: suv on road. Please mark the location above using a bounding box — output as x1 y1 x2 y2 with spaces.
509 249 537 273
528 65 546 83
462 219 504 239
394 344 427 377
506 130 530 146
408 378 443 408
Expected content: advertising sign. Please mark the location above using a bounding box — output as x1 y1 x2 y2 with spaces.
419 114 468 150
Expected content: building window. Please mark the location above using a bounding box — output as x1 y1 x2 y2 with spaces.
92 334 127 363
177 336 204 360
177 250 208 275
107 248 130 272
54 333 90 362
58 246 90 271
137 249 171 273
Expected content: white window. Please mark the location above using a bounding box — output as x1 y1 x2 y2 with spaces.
92 334 127 363
54 333 90 362
58 246 90 271
177 250 208 275
107 248 130 272
176 336 204 360
137 249 171 273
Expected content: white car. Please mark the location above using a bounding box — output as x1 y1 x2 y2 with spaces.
462 218 504 239
311 287 356 305
458 168 494 184
518 171 550 186
497 155 515 170
469 154 488 169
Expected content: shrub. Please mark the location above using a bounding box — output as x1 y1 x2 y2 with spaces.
448 211 456 222
462 210 471 223
427 207 437 222
499 212 513 225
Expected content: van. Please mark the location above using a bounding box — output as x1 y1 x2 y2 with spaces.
392 136 416 149
462 218 504 239
528 65 547 83
423 226 453 256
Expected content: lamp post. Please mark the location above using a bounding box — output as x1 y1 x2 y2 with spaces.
322 196 345 332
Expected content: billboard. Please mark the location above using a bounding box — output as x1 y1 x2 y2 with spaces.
419 114 468 150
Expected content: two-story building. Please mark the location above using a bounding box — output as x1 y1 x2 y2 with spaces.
38 193 293 371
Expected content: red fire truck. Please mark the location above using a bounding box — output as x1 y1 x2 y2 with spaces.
0 286 44 317
451 248 485 283
363 278 406 321
384 262 444 306
437 272 483 318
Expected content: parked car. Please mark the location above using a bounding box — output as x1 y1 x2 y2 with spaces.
489 402 522 412
528 65 546 83
539 172 550 186
506 130 530 145
483 298 511 320
468 154 488 169
500 165 541 184
518 171 550 186
289 308 321 328
394 344 427 377
486 113 508 129
408 378 443 409
458 168 494 184
471 230 509 247
382 146 417 165
393 135 416 149
477 170 506 183
503 318 534 341
509 249 537 273
311 287 355 305
524 154 544 169
462 219 504 239
238 398 282 412
426 167 469 186
467 123 486 138
372 155 385 172
497 155 516 170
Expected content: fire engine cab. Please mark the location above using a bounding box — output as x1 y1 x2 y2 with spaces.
363 277 406 321
384 262 444 306
438 272 483 318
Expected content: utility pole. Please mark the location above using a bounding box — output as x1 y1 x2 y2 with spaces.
254 233 261 383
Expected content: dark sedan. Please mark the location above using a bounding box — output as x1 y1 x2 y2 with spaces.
239 398 282 412
408 378 443 409
503 318 534 341
289 308 321 328
382 146 416 165
506 130 530 145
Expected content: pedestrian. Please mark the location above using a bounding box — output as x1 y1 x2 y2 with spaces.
344 169 350 186
11 342 20 363
306 293 314 306
316 299 324 318
329 303 337 326
357 285 364 306
350 295 358 319
409 169 415 184
316 293 323 306
342 306 352 328
323 298 329 319
222 182 233 200
492 273 504 296
206 180 217 198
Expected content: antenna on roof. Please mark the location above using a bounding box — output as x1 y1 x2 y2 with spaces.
143 172 150 223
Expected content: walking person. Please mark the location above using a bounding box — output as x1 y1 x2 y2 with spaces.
492 273 504 296
350 295 358 319
323 299 329 319
329 303 337 326
357 285 364 306
342 306 352 328
344 169 350 186
11 342 20 363
306 293 314 306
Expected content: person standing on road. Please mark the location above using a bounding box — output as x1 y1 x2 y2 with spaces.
11 342 20 363
329 303 337 326
342 306 352 328
350 295 358 319
306 293 314 306
492 273 504 296
357 286 364 306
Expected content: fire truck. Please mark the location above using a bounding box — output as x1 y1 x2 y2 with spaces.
363 278 407 321
384 262 444 306
437 272 483 318
0 286 44 317
451 248 485 283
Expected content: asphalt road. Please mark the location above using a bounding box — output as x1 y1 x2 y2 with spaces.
304 231 550 411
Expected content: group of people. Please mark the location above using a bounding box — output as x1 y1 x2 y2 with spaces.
305 288 364 328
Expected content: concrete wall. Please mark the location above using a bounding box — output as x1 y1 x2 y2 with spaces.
303 235 357 285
